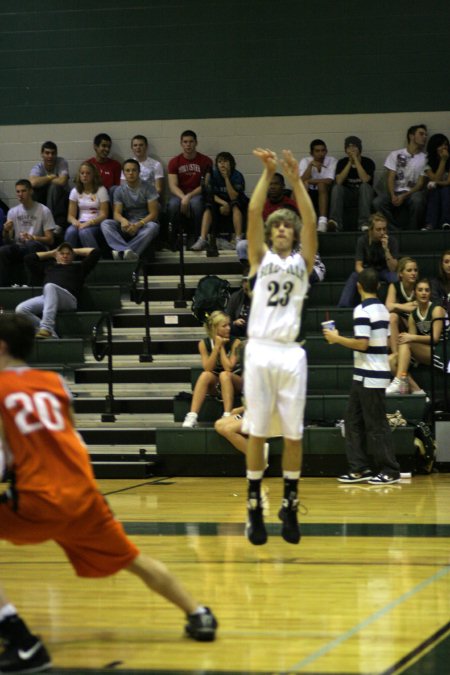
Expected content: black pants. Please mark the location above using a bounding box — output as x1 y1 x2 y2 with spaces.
344 381 400 475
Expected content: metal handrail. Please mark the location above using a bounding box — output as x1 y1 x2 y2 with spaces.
130 260 153 362
91 312 116 422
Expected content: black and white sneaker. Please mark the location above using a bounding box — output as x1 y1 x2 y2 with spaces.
0 638 51 673
245 495 267 545
278 498 301 544
185 607 218 642
338 469 373 483
368 473 401 485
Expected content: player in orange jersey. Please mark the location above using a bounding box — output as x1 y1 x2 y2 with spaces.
0 315 217 673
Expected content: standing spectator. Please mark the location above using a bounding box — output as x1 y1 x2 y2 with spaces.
299 139 337 233
0 180 55 286
87 133 121 192
323 267 401 484
338 212 398 308
423 133 450 230
431 249 450 314
65 162 109 248
167 130 213 245
101 159 159 260
191 152 248 251
16 243 100 339
29 141 69 229
124 134 164 197
373 124 428 230
328 136 375 231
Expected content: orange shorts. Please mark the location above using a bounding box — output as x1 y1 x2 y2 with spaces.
0 489 139 578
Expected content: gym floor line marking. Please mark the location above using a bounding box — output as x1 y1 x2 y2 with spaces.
286 564 450 673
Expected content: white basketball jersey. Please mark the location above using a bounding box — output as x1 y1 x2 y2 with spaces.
248 249 308 343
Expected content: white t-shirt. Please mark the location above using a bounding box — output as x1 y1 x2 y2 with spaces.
299 155 337 190
7 202 55 237
384 148 426 192
120 156 164 187
248 249 309 343
69 186 109 222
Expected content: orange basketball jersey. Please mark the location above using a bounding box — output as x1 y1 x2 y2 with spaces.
0 367 97 511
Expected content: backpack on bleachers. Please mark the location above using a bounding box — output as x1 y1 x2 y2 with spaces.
192 275 231 323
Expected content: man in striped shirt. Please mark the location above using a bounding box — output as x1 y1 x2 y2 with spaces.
323 267 401 484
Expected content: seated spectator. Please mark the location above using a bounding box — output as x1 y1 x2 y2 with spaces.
65 162 109 249
338 212 398 308
262 172 298 220
101 159 159 261
373 124 427 230
123 134 164 197
423 133 450 230
16 243 100 339
431 249 450 314
385 257 419 354
29 141 69 229
191 152 248 251
328 136 375 231
182 311 242 428
299 139 337 232
228 273 251 339
0 180 55 286
167 130 213 246
386 278 446 394
87 133 121 192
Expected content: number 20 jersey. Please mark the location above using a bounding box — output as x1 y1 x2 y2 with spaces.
248 249 308 343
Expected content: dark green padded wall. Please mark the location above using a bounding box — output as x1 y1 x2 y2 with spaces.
1 0 449 125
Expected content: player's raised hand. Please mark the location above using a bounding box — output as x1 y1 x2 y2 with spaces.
280 149 299 185
253 148 277 173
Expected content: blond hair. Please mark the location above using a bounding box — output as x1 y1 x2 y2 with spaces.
264 208 301 247
204 311 229 339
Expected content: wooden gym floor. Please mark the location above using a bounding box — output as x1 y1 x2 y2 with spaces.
1 474 449 674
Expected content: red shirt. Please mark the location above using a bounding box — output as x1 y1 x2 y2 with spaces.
168 152 213 194
263 195 299 221
87 156 121 189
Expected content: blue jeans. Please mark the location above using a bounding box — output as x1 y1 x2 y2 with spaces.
372 192 426 230
100 219 159 255
65 224 102 248
329 183 374 230
338 269 397 307
425 186 450 229
15 283 77 336
167 194 205 238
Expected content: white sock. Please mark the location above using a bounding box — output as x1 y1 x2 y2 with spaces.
283 470 301 480
247 470 264 480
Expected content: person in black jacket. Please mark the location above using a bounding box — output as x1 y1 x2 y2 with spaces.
15 242 100 338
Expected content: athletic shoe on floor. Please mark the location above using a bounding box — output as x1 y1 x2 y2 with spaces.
185 607 218 641
182 412 198 428
278 498 301 544
123 249 138 261
245 494 267 545
190 237 207 251
386 377 409 395
338 469 373 483
368 472 401 485
0 638 52 673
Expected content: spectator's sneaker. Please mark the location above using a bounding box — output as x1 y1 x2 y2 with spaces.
327 219 338 232
442 223 450 230
35 329 57 340
360 223 369 232
124 249 138 261
217 237 235 251
338 469 373 483
185 607 218 641
386 377 409 395
182 412 198 428
112 250 123 260
368 472 401 485
245 494 267 545
0 638 52 673
278 498 301 544
317 218 328 234
190 237 207 251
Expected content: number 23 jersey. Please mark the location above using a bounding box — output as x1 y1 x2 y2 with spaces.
248 249 308 343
